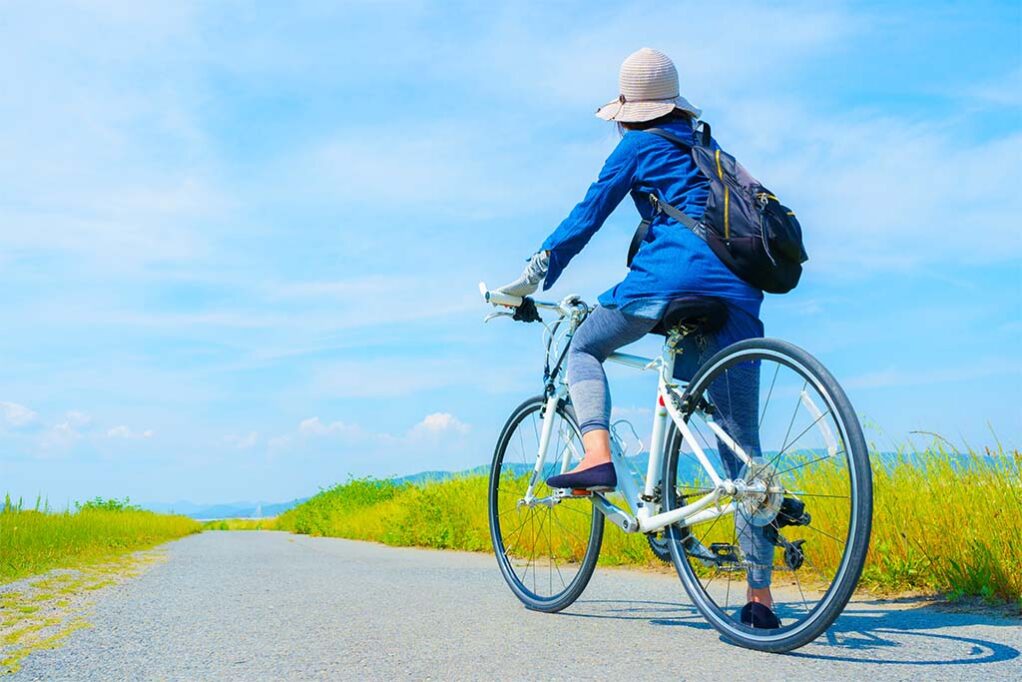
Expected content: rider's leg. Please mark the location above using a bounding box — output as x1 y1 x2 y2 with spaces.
678 306 775 605
565 306 658 472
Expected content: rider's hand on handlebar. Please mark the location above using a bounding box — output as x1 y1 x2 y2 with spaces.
495 251 549 298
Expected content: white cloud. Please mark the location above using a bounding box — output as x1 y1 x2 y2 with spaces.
0 401 37 428
846 359 1022 390
759 117 1022 272
411 412 470 437
224 431 259 450
298 417 362 438
63 410 92 428
962 65 1022 109
280 412 470 452
107 425 155 440
311 357 528 399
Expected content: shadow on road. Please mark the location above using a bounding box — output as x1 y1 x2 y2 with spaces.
565 597 1021 666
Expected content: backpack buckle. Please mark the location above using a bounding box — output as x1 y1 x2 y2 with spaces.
648 193 662 214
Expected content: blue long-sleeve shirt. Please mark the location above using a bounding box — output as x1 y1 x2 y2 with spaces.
540 120 763 320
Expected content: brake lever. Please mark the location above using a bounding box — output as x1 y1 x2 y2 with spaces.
484 311 515 323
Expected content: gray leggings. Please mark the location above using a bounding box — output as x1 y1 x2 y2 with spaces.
565 304 773 588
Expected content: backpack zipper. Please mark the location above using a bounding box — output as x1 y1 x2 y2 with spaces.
715 149 730 241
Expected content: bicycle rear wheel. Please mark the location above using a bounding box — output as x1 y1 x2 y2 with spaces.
663 338 872 652
488 395 604 612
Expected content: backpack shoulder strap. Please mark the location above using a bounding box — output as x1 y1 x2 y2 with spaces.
643 127 693 148
626 196 702 267
696 121 711 146
644 123 711 148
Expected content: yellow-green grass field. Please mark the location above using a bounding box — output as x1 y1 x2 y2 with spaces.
278 447 1021 609
0 498 200 584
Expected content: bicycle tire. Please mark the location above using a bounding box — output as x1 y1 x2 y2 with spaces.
663 338 872 652
488 395 605 612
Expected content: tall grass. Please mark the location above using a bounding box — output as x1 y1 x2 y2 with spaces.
278 446 1021 606
0 496 200 583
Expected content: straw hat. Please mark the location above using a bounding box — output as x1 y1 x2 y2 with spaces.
595 48 701 123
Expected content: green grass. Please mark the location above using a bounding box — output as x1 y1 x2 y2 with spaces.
0 497 200 584
278 446 1021 608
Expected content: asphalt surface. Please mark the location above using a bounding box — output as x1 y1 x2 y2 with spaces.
11 532 1021 681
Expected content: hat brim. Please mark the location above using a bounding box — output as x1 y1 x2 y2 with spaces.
595 95 701 123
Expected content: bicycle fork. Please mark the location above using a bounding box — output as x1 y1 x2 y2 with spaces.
522 393 565 505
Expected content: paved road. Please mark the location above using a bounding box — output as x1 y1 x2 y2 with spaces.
12 532 1021 680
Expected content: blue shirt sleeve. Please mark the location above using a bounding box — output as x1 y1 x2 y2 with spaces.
539 134 640 289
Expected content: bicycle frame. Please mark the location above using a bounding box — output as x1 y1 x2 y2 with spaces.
530 337 754 536
481 283 757 539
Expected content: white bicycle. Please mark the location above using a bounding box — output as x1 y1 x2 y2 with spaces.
480 283 872 653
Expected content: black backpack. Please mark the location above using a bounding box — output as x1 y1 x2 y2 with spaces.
627 125 808 294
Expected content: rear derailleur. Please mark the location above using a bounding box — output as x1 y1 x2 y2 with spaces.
764 497 812 570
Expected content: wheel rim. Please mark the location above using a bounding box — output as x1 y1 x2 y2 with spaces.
666 347 864 639
491 402 600 603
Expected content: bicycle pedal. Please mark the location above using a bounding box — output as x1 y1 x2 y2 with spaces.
683 537 718 565
709 543 741 567
553 488 595 499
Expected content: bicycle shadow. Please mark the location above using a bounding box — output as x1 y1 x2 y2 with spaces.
565 597 1021 666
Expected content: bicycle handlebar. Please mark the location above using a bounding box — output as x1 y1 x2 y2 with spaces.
479 282 524 307
478 281 581 316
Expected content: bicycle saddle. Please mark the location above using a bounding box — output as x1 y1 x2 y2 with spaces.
650 296 729 336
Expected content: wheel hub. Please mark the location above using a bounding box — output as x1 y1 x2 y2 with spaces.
735 458 785 526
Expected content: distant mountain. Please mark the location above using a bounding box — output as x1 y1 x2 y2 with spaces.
392 465 490 485
142 498 307 520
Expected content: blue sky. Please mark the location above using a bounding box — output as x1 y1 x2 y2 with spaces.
1 1 1019 505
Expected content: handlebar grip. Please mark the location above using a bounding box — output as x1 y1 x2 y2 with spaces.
479 281 523 308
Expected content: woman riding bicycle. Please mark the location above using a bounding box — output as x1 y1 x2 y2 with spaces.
495 47 779 629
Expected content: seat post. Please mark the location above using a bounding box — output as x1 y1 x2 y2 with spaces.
643 333 682 502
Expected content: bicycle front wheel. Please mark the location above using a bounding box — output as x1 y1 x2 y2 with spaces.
488 395 604 612
663 338 872 652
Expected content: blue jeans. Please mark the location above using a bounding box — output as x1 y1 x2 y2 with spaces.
566 304 773 589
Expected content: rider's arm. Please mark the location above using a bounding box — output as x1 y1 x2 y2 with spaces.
495 250 550 298
539 133 640 290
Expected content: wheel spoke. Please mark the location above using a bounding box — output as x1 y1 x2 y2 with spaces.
502 509 533 558
525 505 539 592
787 491 849 500
766 407 832 470
779 380 808 456
802 522 845 545
516 423 528 467
759 362 781 429
695 506 727 550
775 451 844 477
549 508 589 550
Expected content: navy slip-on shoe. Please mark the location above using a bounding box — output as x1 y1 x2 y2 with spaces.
546 462 617 491
740 601 781 629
